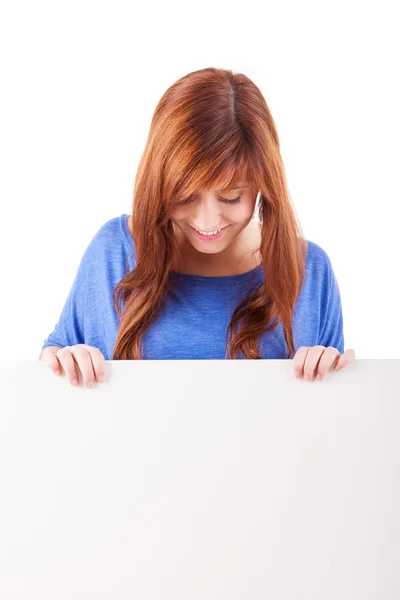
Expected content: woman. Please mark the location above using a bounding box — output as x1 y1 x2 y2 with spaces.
39 67 355 388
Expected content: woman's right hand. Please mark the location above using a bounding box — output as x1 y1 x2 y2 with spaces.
40 344 106 388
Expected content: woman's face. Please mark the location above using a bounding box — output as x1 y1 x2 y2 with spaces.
170 182 258 256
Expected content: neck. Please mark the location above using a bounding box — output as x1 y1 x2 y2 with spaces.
172 219 261 277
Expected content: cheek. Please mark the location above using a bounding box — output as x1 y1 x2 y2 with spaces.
171 202 253 223
171 208 188 221
231 203 254 222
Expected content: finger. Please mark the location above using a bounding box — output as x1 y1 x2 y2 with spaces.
334 348 356 372
303 346 327 380
69 345 98 389
86 346 106 384
293 346 311 377
45 352 63 376
55 347 82 387
314 346 341 380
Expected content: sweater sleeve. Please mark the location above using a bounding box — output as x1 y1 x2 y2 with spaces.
317 256 345 355
41 241 91 351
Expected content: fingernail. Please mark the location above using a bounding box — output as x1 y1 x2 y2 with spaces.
98 375 104 382
316 374 322 381
294 370 300 378
72 379 78 387
304 374 310 381
86 381 93 389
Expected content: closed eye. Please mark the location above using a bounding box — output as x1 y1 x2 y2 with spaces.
179 194 242 205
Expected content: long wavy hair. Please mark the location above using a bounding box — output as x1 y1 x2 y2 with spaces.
112 67 308 360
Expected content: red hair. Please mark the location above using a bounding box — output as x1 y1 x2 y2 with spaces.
112 67 308 360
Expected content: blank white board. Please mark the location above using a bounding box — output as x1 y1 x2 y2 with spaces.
0 358 399 599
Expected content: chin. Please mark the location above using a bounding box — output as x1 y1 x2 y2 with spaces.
191 243 228 254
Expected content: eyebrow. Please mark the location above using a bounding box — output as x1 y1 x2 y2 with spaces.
216 185 249 191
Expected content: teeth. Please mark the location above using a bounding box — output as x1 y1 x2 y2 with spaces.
196 228 222 236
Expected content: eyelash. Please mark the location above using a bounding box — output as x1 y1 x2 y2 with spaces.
179 194 242 205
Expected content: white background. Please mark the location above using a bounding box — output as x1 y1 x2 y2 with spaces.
0 0 398 360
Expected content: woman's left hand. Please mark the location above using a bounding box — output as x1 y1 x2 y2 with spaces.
293 346 356 382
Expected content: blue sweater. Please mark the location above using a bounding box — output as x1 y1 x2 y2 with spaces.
42 214 345 360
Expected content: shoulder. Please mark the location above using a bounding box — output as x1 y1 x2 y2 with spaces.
85 214 132 250
77 214 133 270
303 240 340 297
92 214 125 242
304 239 334 270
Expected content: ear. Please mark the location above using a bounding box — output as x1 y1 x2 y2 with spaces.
252 190 262 220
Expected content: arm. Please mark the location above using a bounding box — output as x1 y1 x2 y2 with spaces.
317 254 345 354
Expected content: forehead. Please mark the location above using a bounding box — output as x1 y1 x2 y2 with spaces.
198 166 251 192
213 171 250 191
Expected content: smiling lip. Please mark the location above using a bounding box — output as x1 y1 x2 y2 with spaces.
189 224 228 241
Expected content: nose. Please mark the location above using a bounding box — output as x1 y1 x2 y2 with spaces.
191 198 224 231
